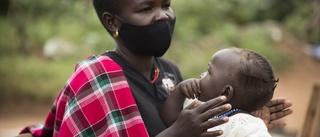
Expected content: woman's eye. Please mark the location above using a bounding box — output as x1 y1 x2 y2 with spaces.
141 8 152 12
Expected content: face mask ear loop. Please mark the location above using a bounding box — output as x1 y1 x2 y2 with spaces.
114 15 127 23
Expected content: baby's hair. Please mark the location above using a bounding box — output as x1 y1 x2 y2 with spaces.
230 48 278 112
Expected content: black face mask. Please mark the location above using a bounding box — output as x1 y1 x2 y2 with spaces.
116 17 176 57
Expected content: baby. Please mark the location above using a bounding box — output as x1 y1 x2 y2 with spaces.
161 47 278 137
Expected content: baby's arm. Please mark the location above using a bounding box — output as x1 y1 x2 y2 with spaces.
160 78 200 126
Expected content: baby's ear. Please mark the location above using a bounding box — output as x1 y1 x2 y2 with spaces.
220 85 234 102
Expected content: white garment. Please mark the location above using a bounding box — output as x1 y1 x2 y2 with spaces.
183 99 271 137
208 113 272 137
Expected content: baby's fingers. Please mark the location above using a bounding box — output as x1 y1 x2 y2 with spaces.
195 79 201 98
188 80 199 99
180 84 192 98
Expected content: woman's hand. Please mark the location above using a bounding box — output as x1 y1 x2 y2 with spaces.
158 96 232 137
252 97 293 129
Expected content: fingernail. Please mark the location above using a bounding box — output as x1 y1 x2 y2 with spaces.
223 117 229 122
225 104 232 109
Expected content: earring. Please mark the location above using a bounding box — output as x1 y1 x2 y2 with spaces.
113 30 119 38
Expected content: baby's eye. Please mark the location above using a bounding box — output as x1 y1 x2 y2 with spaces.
163 4 171 10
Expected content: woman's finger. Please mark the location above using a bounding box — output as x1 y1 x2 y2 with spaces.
269 101 292 113
267 122 287 129
270 109 293 121
267 97 286 107
195 96 227 113
199 117 229 137
185 100 203 109
201 117 229 129
200 104 232 121
200 130 224 137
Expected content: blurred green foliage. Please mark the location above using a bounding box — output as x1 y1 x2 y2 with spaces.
1 0 115 55
0 0 316 102
0 55 76 103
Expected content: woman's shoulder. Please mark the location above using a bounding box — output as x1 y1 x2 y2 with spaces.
75 54 120 71
76 54 111 65
64 54 127 95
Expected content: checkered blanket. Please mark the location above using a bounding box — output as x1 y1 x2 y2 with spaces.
20 55 149 137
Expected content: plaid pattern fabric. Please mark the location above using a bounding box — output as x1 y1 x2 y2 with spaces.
20 55 149 137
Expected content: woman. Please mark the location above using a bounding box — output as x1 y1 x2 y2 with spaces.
20 0 292 136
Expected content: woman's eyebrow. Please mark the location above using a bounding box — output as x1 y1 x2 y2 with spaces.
134 0 153 7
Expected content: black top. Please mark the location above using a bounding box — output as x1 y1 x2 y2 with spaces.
105 52 183 137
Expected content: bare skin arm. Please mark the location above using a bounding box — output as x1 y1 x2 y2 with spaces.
160 85 188 126
160 78 200 126
158 96 232 137
252 97 293 129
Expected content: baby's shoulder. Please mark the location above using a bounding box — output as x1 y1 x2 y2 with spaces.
230 113 264 126
209 113 270 137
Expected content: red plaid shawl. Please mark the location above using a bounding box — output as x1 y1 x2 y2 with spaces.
20 55 149 137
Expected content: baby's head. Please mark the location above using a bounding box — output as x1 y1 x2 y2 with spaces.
199 47 278 112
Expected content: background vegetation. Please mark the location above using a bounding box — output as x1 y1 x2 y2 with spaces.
0 0 318 103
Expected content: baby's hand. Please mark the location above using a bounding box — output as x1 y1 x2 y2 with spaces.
177 78 200 99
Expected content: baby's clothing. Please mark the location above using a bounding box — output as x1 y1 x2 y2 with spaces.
184 99 271 137
208 113 272 137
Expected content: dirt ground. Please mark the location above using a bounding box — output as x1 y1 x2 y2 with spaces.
0 41 319 137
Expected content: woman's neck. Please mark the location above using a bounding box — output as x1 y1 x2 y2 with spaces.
114 48 154 80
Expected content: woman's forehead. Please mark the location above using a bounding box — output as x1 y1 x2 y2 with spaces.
117 0 172 17
119 0 169 7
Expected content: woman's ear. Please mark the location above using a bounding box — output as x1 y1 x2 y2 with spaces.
220 85 234 102
102 12 120 32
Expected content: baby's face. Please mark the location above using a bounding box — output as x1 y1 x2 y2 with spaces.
198 49 240 101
